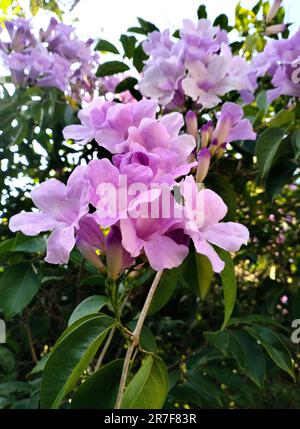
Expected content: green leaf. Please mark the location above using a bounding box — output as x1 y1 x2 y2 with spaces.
255 127 285 178
137 17 159 33
217 249 237 328
12 233 46 253
127 322 157 352
72 359 123 409
148 268 178 315
96 61 129 77
206 173 237 220
115 77 138 93
213 14 229 30
28 354 49 376
197 5 207 19
0 347 15 374
228 329 266 388
133 43 148 72
120 35 136 59
269 109 295 128
0 263 41 318
121 355 168 409
41 314 116 408
265 160 297 200
204 329 231 355
245 326 295 381
195 253 213 300
68 295 109 327
95 39 119 54
291 130 300 159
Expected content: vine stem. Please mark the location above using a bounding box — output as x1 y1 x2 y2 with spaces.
114 270 163 409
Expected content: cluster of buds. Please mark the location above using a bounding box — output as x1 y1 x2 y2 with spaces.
185 102 256 183
265 0 286 35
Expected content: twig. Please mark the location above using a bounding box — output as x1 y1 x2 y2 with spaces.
25 311 38 364
94 326 116 371
114 270 163 409
94 293 130 371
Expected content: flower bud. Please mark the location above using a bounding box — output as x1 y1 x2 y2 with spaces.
200 121 213 148
106 226 133 280
76 238 106 272
196 148 211 183
265 23 286 35
209 138 219 156
266 0 282 23
186 110 198 141
216 142 227 159
212 114 231 145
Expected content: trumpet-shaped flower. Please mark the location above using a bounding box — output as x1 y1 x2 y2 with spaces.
181 176 249 272
9 166 90 264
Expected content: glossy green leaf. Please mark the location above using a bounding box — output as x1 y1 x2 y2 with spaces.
127 322 157 352
68 295 109 326
121 355 169 409
148 268 178 315
72 359 123 409
96 61 129 77
197 5 207 19
255 127 285 178
245 326 295 381
120 35 136 59
41 314 116 408
228 329 266 388
195 252 213 300
217 249 237 328
95 39 119 54
0 263 41 318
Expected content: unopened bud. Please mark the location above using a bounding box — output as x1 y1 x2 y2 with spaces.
76 238 106 272
266 0 282 23
216 142 227 159
186 110 198 141
106 226 133 280
209 138 219 156
212 114 231 145
265 23 286 35
196 148 211 183
200 121 213 148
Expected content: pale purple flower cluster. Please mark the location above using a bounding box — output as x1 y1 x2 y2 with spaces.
9 99 250 275
251 29 300 103
139 19 257 109
0 18 97 98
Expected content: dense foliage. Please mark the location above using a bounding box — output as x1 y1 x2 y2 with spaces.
0 0 299 410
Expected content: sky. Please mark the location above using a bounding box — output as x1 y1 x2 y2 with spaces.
66 0 299 41
21 0 300 43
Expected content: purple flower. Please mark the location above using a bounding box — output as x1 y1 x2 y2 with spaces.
139 56 185 106
180 19 229 61
95 100 157 153
119 193 189 271
106 225 134 279
63 98 114 145
9 166 90 264
182 53 234 108
252 29 300 102
140 29 185 106
181 176 249 272
212 102 256 145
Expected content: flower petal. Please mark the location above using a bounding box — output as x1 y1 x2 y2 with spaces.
193 238 225 273
144 234 188 270
202 222 249 251
45 225 76 264
9 212 58 236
